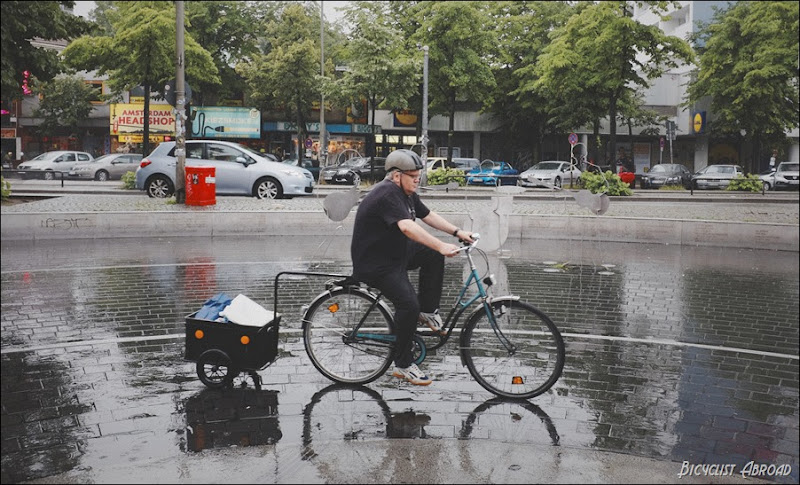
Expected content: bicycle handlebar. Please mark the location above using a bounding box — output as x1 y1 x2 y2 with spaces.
452 232 481 254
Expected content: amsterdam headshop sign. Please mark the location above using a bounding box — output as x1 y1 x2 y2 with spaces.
190 107 261 139
110 104 175 135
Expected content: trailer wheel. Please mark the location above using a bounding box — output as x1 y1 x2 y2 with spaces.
196 349 237 388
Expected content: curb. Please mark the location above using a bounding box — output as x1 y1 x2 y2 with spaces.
2 209 797 251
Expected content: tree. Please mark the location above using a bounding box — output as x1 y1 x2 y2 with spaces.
185 1 270 106
685 1 799 172
1 1 92 106
534 1 694 165
33 75 95 138
486 1 573 166
62 1 219 157
410 2 496 162
236 3 325 163
330 1 419 164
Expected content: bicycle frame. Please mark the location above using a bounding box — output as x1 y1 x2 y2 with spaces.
434 241 517 354
276 234 516 356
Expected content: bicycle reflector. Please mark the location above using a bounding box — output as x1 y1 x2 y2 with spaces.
511 376 524 385
327 303 340 313
194 330 204 339
240 335 250 345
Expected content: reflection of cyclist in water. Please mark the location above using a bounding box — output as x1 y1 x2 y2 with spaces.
351 149 474 386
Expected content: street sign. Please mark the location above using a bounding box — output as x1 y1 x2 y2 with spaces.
568 133 578 145
305 138 313 148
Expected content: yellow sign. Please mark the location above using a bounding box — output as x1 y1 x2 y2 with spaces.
118 134 165 143
110 103 175 135
693 112 705 134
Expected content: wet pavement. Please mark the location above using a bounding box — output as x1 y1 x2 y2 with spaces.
1 236 798 483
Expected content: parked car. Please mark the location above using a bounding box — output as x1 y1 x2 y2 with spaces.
640 163 692 189
135 140 314 199
282 157 320 181
759 162 799 191
518 161 581 188
426 157 481 174
466 160 519 186
691 164 744 190
68 153 143 181
16 151 93 180
319 156 386 185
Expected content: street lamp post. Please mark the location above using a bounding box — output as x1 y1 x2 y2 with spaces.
420 45 429 186
175 0 186 203
319 2 327 166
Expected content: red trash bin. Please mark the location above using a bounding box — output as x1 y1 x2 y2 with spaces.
185 166 216 206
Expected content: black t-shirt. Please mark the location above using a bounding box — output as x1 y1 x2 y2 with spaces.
351 179 431 277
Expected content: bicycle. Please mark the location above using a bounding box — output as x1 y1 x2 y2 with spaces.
289 233 565 400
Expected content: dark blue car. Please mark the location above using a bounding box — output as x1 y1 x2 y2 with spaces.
466 160 519 186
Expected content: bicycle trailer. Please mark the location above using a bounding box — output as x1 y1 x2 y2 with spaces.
185 293 280 389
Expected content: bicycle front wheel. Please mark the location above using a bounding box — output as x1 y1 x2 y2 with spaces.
303 288 395 385
461 299 565 399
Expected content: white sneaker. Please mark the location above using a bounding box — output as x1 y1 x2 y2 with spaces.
392 363 433 386
419 310 445 335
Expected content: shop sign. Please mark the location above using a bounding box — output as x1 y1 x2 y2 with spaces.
189 106 260 139
110 104 175 135
1 128 16 138
119 134 165 143
353 124 381 134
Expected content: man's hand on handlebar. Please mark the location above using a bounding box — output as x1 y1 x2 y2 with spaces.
456 229 476 245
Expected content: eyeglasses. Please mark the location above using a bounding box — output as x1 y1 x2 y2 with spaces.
401 171 421 182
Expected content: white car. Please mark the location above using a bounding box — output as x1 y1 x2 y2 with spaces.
518 161 581 188
69 153 143 181
135 140 314 199
759 162 799 191
17 151 93 180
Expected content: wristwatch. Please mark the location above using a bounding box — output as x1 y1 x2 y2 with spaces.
452 228 460 237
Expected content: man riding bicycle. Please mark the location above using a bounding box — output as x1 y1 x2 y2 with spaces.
350 149 474 386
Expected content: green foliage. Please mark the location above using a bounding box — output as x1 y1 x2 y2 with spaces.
580 170 633 196
685 1 799 147
1 1 93 105
34 76 96 136
726 174 764 193
328 1 419 127
236 4 323 149
533 1 694 160
409 2 496 157
120 171 136 190
428 168 466 186
659 184 687 191
62 2 219 101
1 176 11 200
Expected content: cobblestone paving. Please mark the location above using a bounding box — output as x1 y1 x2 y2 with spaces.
2 193 798 225
1 238 797 483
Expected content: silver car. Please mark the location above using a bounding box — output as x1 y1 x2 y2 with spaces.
518 161 581 188
135 140 314 199
16 150 93 180
69 153 143 181
759 162 799 191
691 164 744 190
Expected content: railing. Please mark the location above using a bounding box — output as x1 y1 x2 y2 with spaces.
0 168 68 187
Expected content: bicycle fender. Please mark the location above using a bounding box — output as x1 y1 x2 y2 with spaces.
302 286 394 326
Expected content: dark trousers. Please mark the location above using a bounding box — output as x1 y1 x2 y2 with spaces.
356 242 444 367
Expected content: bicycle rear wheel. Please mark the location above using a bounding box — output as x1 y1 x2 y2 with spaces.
303 288 395 385
461 299 564 399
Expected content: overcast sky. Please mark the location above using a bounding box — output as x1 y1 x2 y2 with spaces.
71 1 351 23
